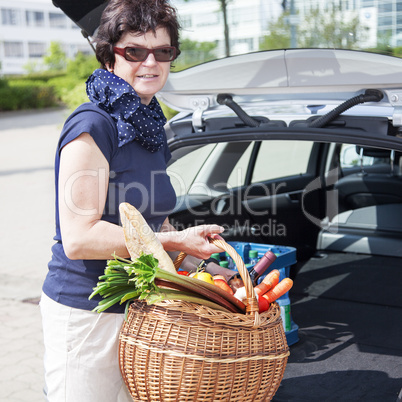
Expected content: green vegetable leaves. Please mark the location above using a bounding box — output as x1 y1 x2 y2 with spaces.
126 253 160 298
89 253 161 314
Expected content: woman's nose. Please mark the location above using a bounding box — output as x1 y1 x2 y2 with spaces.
142 52 157 66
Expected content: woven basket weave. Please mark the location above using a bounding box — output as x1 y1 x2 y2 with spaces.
119 238 289 401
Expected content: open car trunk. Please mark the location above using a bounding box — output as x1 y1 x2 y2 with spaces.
273 251 402 401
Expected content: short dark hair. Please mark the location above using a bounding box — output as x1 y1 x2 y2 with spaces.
94 0 181 69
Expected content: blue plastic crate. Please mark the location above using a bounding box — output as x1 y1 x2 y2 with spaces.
225 241 299 346
227 242 296 295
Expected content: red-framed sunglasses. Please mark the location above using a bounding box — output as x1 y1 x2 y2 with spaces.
113 46 177 62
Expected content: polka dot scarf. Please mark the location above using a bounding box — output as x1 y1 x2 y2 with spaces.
86 69 166 152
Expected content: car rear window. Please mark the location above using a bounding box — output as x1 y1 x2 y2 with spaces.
228 140 313 187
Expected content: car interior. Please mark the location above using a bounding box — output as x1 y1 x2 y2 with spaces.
168 138 402 251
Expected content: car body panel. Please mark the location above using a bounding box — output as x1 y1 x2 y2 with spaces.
52 0 106 36
159 49 402 112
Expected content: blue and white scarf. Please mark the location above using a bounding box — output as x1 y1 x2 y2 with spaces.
86 69 166 152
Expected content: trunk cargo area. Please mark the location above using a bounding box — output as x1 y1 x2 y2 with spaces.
273 251 402 401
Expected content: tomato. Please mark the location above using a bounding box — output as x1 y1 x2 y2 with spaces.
193 272 215 285
258 295 270 313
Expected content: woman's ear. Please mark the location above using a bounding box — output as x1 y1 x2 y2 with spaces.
106 63 114 73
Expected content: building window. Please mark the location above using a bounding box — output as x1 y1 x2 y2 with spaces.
49 12 67 28
1 8 20 25
378 2 393 13
378 15 393 27
28 42 46 58
26 10 45 27
4 42 24 57
361 0 375 6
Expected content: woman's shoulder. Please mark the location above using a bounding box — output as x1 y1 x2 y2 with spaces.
67 102 115 127
58 102 118 159
62 102 118 143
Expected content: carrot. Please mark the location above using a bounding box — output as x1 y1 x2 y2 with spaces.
254 269 280 296
262 278 293 303
214 279 234 295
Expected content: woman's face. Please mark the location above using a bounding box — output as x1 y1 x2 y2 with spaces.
109 27 172 105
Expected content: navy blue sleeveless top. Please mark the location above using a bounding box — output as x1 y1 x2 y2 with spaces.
42 103 176 313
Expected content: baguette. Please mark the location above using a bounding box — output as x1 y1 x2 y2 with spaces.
119 202 177 274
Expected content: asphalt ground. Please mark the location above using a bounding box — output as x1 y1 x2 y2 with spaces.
0 107 68 402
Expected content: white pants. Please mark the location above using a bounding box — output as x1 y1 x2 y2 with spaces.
40 292 133 402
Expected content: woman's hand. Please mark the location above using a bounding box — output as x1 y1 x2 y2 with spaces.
157 224 225 260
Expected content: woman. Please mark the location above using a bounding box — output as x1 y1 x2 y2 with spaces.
40 1 233 401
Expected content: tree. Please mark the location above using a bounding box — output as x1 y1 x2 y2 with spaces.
175 38 217 69
298 4 361 49
43 42 67 71
183 0 232 57
259 12 291 50
66 52 99 79
260 4 363 51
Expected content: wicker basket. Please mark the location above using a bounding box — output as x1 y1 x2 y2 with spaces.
119 238 289 401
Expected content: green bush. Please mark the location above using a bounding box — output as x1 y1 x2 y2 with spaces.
160 101 178 121
59 82 88 111
48 75 83 98
0 77 8 89
0 81 58 111
67 52 99 80
45 53 98 110
14 71 65 82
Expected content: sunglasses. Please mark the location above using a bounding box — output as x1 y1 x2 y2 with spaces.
113 46 177 62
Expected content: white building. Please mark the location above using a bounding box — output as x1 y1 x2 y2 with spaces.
172 0 284 57
0 0 90 75
1 0 402 76
173 0 402 54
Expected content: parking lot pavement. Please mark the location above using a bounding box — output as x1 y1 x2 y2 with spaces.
0 107 68 402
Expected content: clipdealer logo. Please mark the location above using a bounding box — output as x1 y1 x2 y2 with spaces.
62 166 341 236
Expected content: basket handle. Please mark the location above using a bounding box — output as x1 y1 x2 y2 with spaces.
172 237 261 327
173 251 187 270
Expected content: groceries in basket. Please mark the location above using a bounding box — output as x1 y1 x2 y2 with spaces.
89 253 247 316
90 253 293 316
89 202 293 317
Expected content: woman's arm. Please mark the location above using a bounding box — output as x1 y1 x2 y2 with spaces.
58 132 130 260
59 134 230 262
